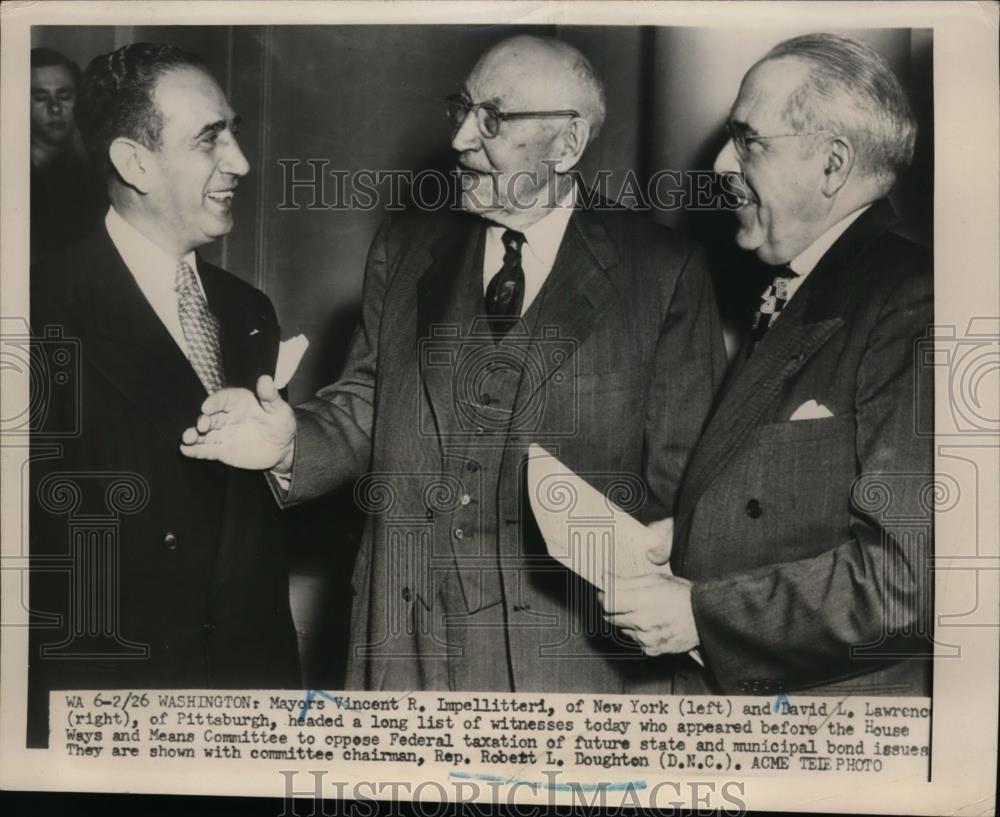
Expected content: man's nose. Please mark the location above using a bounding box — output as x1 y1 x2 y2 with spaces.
47 98 63 116
450 108 482 153
713 137 741 176
221 134 250 177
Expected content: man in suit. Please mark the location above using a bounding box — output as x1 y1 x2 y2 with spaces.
28 43 299 747
182 35 726 693
601 34 933 696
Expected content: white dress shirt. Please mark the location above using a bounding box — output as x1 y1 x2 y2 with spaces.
104 206 206 360
482 185 576 315
774 203 872 308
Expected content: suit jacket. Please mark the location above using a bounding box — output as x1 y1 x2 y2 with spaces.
671 199 934 696
281 204 727 693
28 226 300 747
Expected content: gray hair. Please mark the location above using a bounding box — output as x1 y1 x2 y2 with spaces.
564 45 606 141
478 35 606 143
761 33 917 193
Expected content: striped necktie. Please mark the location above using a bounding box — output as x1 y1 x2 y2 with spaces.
175 260 226 393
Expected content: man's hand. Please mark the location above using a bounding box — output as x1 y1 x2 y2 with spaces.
180 375 296 472
598 573 699 656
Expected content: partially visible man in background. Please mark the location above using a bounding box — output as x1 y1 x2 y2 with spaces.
603 33 934 697
29 47 105 261
28 43 299 747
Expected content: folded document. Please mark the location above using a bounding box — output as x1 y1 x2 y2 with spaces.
527 443 704 666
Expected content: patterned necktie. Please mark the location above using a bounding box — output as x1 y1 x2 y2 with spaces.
748 265 799 354
175 260 226 393
484 229 526 339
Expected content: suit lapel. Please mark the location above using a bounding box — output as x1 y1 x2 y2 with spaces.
198 258 277 390
414 207 620 440
84 230 211 444
676 304 844 533
675 200 897 552
511 208 620 409
416 217 487 443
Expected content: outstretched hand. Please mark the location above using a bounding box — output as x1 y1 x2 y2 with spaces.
180 375 296 471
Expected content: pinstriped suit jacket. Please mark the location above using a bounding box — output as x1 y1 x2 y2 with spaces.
283 204 727 693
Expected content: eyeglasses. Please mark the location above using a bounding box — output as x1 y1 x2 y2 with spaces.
445 94 580 139
726 121 829 161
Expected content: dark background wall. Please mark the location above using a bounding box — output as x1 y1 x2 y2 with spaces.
32 25 934 686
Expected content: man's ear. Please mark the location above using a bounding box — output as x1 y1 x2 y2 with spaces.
108 137 154 194
554 117 591 173
821 135 855 197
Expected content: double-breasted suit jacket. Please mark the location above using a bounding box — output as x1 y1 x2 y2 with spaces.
671 200 934 697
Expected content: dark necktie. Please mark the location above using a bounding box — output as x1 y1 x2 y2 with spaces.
484 229 526 339
175 260 226 393
747 265 798 355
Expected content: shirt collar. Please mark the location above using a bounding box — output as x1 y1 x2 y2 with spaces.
488 183 576 269
104 206 198 279
789 203 872 276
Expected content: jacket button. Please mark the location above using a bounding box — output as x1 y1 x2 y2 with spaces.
202 623 215 634
401 586 412 602
480 393 493 405
466 461 479 472
163 532 178 550
454 527 465 540
460 494 472 506
425 508 434 520
746 499 763 519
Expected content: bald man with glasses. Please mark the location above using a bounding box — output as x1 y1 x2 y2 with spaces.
183 35 725 694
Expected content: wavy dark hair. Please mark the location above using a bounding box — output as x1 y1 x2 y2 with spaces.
76 42 206 180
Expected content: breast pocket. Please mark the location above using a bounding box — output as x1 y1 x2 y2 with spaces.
745 413 857 557
756 413 856 445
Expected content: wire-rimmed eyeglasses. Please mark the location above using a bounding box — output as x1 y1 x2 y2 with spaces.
726 120 829 161
445 93 580 139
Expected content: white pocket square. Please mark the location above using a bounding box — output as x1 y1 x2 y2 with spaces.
789 399 833 421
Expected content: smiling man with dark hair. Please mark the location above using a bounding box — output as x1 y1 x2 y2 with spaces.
28 42 299 747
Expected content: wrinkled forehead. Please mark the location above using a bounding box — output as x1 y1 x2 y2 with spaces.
732 57 809 130
466 45 572 109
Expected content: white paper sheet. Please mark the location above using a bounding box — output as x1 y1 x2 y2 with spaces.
274 334 309 389
527 443 704 666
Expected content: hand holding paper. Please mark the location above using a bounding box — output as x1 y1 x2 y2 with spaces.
526 444 703 664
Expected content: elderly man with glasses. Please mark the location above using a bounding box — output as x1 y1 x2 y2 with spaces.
182 34 725 694
601 34 934 698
